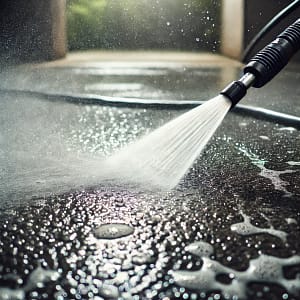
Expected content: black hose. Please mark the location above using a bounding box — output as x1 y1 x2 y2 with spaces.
1 88 300 129
221 19 300 109
242 0 300 62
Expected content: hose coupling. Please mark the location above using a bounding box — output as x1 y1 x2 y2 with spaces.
220 73 256 107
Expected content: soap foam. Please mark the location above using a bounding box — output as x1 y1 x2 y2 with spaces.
231 211 287 242
237 145 295 197
173 241 300 298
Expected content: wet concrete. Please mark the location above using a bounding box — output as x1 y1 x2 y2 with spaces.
0 52 300 299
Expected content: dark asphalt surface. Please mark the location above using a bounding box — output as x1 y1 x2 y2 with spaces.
0 53 299 299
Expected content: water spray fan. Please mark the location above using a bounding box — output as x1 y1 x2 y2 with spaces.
111 19 300 190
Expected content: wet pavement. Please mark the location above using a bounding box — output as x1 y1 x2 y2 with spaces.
0 52 300 300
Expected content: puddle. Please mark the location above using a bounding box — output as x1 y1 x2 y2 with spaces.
93 223 134 239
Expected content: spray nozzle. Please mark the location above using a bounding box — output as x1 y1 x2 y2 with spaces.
221 18 300 107
220 73 256 107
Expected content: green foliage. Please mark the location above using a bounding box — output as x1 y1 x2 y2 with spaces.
67 0 220 51
67 0 107 49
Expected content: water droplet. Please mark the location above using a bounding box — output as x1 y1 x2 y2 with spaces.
99 284 119 299
285 218 297 225
259 135 270 140
132 253 153 265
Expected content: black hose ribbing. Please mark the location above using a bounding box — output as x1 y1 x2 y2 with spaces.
242 0 300 62
244 18 300 88
244 38 294 87
278 19 300 48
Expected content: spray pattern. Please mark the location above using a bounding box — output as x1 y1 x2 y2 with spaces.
108 95 232 189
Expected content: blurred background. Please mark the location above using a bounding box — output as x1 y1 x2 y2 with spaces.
67 0 220 52
1 0 299 63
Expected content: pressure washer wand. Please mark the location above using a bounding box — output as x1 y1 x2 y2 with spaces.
221 18 300 107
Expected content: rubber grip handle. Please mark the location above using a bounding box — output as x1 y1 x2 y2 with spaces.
244 18 300 88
